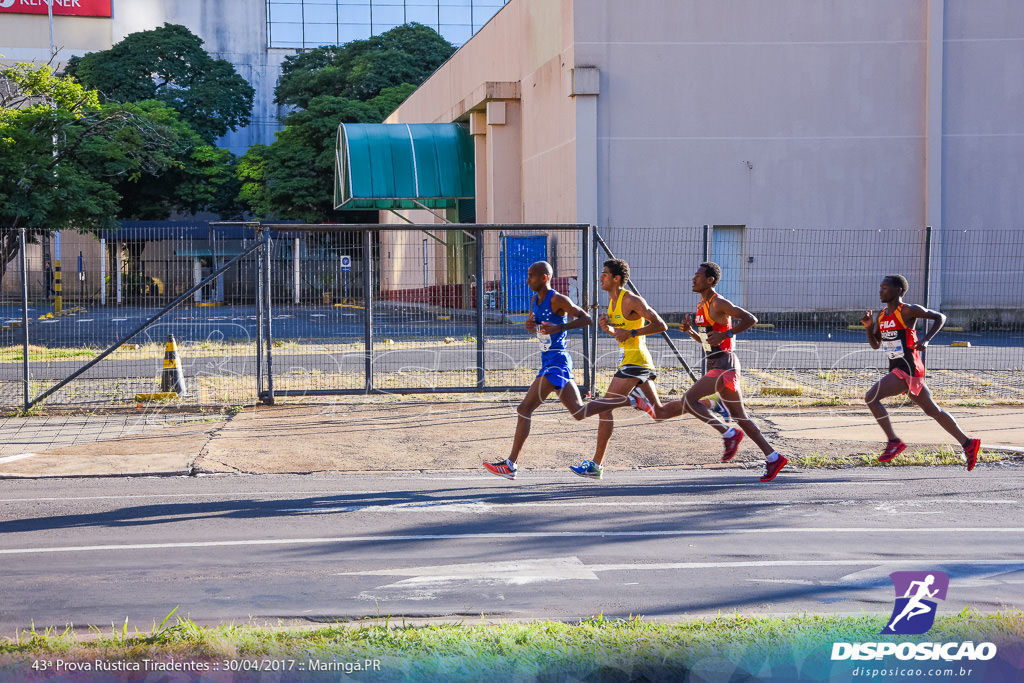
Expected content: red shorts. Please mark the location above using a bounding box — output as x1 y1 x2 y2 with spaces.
706 368 738 392
891 368 925 396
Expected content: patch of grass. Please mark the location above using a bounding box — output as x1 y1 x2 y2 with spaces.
0 345 98 362
791 444 1011 469
1 611 1021 680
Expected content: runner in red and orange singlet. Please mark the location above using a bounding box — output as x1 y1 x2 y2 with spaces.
861 274 981 470
639 262 788 482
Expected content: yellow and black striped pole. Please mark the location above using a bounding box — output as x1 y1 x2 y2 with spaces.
160 334 188 395
54 257 62 314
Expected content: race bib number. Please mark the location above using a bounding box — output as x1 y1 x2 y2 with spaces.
882 339 904 360
537 332 551 352
697 331 712 352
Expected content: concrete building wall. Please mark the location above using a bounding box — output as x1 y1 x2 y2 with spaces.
387 0 1024 313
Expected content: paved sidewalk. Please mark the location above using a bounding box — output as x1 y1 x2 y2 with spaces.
0 403 1021 479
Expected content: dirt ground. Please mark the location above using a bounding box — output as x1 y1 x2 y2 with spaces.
4 396 1019 478
190 399 886 476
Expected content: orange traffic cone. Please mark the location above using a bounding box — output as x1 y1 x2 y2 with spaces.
160 334 188 396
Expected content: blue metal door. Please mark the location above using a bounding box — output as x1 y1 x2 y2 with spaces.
500 235 548 313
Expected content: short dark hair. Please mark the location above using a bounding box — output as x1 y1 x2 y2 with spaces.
604 258 629 284
885 274 909 296
700 261 722 286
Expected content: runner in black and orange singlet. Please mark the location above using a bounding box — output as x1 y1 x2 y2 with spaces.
639 262 788 482
861 274 981 470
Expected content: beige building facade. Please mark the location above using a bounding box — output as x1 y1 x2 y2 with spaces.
385 0 1024 313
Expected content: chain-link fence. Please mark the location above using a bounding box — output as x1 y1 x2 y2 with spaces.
1 223 1021 410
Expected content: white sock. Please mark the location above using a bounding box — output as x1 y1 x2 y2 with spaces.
723 427 737 439
507 459 517 469
766 452 779 463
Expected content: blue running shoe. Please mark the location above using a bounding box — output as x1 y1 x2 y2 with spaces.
569 459 603 480
712 398 731 423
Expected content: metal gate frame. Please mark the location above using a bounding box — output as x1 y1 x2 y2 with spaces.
235 222 594 404
16 228 266 412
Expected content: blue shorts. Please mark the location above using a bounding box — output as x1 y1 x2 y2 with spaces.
537 350 574 389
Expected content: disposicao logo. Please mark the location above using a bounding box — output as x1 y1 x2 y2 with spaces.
831 570 998 662
0 0 17 8
882 570 949 635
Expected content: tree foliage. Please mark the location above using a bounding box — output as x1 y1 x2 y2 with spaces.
65 23 254 142
275 23 454 109
238 85 415 222
238 22 451 221
0 63 239 283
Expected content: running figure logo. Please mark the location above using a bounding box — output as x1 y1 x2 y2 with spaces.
881 571 949 635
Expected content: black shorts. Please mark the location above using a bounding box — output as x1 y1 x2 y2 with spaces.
613 365 657 384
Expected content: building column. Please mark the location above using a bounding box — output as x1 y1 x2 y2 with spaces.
925 0 944 308
569 67 600 227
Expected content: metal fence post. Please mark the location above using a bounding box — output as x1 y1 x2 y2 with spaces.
590 224 599 396
20 229 30 412
923 225 932 309
363 229 374 393
702 224 711 376
263 229 275 404
255 232 264 400
582 224 592 395
475 229 485 388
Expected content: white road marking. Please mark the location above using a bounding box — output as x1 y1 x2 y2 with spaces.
0 453 37 465
351 557 595 600
2 529 1023 556
281 501 493 514
346 557 1024 601
347 556 596 582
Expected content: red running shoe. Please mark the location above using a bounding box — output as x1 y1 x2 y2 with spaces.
629 387 656 419
964 438 981 472
760 455 788 482
722 429 744 462
483 459 518 480
877 439 907 463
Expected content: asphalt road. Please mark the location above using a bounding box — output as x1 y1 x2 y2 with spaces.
1 467 1022 632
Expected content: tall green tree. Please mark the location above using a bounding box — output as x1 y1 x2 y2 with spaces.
275 23 454 109
65 23 254 142
0 63 241 284
0 63 188 284
238 85 414 222
239 22 452 221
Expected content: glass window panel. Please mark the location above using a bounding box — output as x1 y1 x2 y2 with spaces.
472 4 503 28
269 22 305 45
439 23 472 45
406 0 438 5
340 23 372 43
406 7 439 26
439 6 471 23
268 3 303 22
340 3 372 23
303 4 337 23
371 6 405 26
305 23 339 45
372 19 404 35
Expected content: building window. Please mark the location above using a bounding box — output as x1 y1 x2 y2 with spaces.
267 0 509 49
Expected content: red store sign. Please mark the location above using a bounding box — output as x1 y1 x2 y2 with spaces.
0 0 112 17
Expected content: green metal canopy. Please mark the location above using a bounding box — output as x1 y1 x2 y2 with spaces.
334 123 475 210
